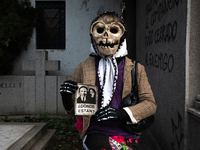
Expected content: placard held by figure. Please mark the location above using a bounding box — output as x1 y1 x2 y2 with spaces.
75 83 98 115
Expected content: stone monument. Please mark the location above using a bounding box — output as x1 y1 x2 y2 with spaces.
0 51 70 115
136 0 187 149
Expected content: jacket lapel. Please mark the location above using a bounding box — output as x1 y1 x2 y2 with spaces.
122 57 134 99
82 56 96 86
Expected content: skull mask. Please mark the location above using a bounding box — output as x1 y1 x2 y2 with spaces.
90 13 126 56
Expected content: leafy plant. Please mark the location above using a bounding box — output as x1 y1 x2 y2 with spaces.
0 0 38 75
4 115 9 122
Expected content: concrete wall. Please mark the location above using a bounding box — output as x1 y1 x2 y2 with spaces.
186 0 200 150
0 76 69 115
12 0 122 76
136 0 187 150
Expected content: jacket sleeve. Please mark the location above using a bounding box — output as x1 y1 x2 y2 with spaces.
64 62 83 115
123 63 157 124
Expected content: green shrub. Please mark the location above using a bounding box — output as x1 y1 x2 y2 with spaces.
0 0 38 75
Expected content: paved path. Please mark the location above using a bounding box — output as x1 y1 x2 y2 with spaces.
0 125 34 150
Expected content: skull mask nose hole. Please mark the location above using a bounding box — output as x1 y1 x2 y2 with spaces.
103 32 108 37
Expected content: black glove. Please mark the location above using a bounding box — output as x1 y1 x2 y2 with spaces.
60 80 78 111
95 106 131 122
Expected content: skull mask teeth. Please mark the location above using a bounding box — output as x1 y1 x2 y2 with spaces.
99 41 118 48
90 14 126 56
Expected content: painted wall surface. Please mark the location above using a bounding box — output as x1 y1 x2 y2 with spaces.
136 0 187 150
12 0 122 76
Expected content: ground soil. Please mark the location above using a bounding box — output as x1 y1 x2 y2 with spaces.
44 116 84 150
44 133 84 150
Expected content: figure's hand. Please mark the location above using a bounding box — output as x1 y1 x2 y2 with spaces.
60 80 78 95
95 106 120 121
60 80 78 111
95 106 131 122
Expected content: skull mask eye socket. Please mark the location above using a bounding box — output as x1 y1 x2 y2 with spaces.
110 28 118 34
91 22 106 36
97 27 104 34
109 22 125 35
90 21 125 37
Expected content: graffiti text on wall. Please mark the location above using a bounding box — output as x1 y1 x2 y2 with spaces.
145 0 182 26
145 20 177 47
145 52 174 72
145 0 182 47
0 83 22 88
171 112 184 150
144 0 183 72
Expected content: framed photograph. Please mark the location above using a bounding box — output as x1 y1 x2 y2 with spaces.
75 83 98 115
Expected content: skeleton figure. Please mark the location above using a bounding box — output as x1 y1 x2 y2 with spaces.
90 12 128 108
60 12 157 150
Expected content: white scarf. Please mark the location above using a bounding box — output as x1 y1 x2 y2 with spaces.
90 39 128 108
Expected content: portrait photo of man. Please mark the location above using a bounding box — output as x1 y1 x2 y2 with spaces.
77 86 88 103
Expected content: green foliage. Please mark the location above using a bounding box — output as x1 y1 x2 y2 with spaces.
4 115 9 122
0 0 38 75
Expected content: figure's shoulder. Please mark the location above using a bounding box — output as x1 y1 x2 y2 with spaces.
76 56 96 74
124 56 134 66
75 56 95 68
84 56 96 64
124 57 146 73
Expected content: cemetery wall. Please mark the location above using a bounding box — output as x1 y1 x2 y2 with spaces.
0 76 70 115
136 0 187 150
12 0 122 76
